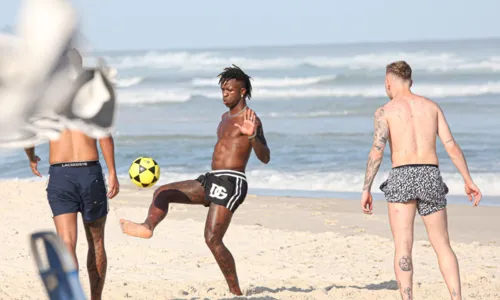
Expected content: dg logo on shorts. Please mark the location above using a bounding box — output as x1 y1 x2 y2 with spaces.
196 170 248 213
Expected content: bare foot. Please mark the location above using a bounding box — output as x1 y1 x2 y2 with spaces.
230 288 243 296
120 219 153 239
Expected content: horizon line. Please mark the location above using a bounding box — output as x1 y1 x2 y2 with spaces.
88 35 500 53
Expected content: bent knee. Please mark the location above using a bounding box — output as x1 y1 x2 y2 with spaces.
204 231 222 247
153 186 166 199
153 184 178 201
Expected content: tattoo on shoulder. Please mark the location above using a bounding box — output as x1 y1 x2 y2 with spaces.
256 124 267 146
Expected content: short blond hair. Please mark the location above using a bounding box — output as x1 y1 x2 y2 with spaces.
386 60 412 81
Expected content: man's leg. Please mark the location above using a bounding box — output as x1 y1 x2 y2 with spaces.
204 203 241 296
421 208 461 299
83 216 107 300
388 201 417 300
53 213 79 268
120 180 208 238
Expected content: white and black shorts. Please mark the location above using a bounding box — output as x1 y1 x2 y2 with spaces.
380 164 449 216
196 170 248 213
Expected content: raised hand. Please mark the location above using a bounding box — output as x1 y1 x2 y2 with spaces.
234 108 257 136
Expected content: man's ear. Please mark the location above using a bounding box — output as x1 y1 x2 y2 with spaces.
240 88 246 98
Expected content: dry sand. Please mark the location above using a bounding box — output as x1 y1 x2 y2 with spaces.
0 180 499 299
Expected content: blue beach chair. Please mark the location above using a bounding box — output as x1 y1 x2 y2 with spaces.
30 231 86 300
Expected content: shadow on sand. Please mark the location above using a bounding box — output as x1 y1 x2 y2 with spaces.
325 279 399 292
170 280 398 299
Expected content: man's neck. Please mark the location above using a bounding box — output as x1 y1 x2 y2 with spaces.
391 87 412 100
230 100 247 114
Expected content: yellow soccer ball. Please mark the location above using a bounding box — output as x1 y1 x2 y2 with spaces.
128 156 160 188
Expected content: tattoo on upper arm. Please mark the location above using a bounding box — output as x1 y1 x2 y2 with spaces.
372 108 389 151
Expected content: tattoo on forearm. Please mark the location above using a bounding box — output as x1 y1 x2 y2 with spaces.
452 288 457 298
362 155 382 191
256 125 267 146
362 109 388 191
446 138 455 144
399 256 412 271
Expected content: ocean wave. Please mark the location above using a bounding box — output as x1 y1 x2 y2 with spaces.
116 169 500 196
117 81 500 104
118 89 193 104
192 75 337 88
106 51 500 73
116 76 144 88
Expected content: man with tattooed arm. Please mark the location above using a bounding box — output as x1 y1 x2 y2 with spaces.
120 65 270 296
360 61 481 300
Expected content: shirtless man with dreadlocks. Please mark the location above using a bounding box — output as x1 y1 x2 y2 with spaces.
120 64 270 295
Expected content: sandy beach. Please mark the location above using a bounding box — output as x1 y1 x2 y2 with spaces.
1 180 499 300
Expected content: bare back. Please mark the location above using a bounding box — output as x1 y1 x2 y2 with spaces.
384 94 441 167
211 112 252 172
49 129 99 164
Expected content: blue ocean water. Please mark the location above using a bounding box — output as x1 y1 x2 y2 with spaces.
2 38 499 204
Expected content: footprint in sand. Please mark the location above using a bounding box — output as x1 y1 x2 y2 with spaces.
352 226 365 233
324 219 337 225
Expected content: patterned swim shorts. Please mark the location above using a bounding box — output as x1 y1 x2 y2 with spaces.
379 164 449 216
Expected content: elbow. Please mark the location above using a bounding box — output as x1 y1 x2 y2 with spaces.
369 149 384 160
98 135 114 144
446 142 462 158
261 152 271 164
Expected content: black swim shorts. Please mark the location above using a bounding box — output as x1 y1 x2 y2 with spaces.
380 164 449 216
195 169 248 213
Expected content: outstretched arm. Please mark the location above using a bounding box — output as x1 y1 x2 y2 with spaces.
362 108 389 192
250 118 270 164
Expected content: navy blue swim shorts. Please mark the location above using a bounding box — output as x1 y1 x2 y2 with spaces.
46 160 108 222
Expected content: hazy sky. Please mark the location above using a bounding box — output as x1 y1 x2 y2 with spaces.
1 0 499 51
